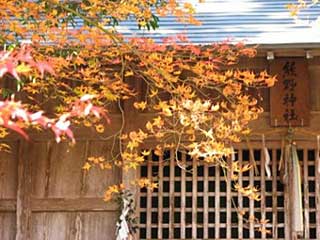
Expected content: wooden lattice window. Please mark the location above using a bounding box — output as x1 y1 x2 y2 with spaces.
137 142 320 239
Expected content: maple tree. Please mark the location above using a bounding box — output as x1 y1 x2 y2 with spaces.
0 0 277 236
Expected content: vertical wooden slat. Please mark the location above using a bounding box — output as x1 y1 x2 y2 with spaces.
303 148 310 239
80 141 89 197
215 164 220 239
0 141 18 199
136 186 141 240
192 157 197 239
146 154 152 239
226 156 232 239
272 149 278 239
316 147 320 239
238 148 243 239
203 162 209 239
44 141 53 198
261 148 266 239
180 153 186 239
249 149 254 240
169 149 175 239
158 152 164 238
16 141 31 240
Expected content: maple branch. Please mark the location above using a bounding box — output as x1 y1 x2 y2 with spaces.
53 1 121 44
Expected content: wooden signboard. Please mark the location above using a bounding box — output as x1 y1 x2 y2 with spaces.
270 58 310 127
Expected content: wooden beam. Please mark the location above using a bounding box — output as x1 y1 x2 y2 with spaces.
31 198 117 212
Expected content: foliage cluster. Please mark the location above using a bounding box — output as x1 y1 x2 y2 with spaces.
0 0 277 234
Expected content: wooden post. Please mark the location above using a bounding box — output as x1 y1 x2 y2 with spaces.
215 164 220 238
203 162 209 239
158 153 164 238
192 157 197 239
180 153 186 239
146 154 152 239
249 149 254 240
226 156 232 239
303 148 310 239
16 141 31 240
261 148 266 239
168 149 175 239
272 149 278 238
238 148 243 239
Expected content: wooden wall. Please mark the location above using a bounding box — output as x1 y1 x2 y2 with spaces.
0 139 121 240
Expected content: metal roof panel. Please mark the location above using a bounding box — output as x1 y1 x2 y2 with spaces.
112 0 320 45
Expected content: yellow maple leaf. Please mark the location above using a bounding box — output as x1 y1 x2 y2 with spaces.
133 101 147 110
16 63 32 73
149 89 158 98
125 71 134 77
141 149 151 156
95 124 105 133
82 162 91 171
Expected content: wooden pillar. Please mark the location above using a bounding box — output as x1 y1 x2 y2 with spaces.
16 141 31 240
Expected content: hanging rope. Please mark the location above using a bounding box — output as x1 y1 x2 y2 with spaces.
230 146 235 161
287 144 304 236
262 134 271 178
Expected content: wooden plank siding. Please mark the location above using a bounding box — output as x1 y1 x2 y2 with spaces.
0 141 19 240
0 139 120 240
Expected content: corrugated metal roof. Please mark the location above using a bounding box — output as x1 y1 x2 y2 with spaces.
114 0 320 45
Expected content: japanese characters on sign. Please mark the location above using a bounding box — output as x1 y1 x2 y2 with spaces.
270 58 310 127
282 61 298 122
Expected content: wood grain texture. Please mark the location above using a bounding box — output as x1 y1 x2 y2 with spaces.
0 213 16 240
0 199 16 211
82 140 121 198
47 141 87 198
16 141 32 240
0 142 18 199
31 198 117 212
31 212 118 240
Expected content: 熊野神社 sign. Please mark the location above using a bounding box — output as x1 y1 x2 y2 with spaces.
270 58 310 127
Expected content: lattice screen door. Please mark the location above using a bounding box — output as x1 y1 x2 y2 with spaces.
137 141 320 239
